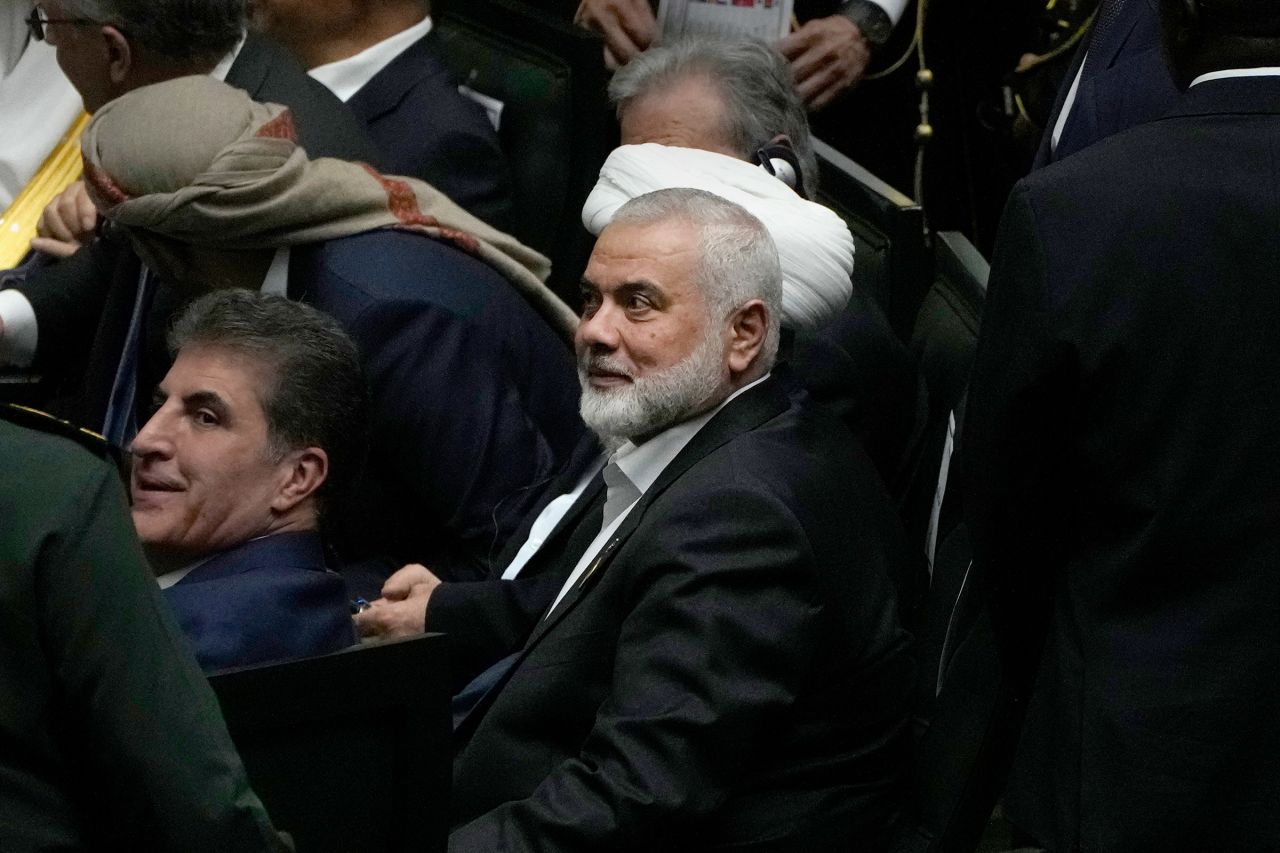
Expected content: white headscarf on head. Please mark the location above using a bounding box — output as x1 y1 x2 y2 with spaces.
582 143 853 331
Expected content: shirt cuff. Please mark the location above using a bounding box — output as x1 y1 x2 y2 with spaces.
840 0 901 42
0 287 39 368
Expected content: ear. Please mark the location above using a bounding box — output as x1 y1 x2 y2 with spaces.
102 25 132 86
726 298 769 376
271 447 329 515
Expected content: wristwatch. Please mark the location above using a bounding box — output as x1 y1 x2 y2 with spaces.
839 0 894 44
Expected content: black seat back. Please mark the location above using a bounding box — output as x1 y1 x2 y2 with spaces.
434 0 612 307
812 138 932 339
210 634 452 853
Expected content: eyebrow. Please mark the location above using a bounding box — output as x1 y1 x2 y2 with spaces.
579 277 667 304
184 390 232 423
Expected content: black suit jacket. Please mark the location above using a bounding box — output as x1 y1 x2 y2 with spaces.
965 77 1280 851
450 377 915 852
347 32 514 230
230 33 384 167
1032 0 1179 168
427 433 605 689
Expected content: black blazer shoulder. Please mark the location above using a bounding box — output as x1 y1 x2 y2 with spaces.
227 32 385 167
345 32 513 229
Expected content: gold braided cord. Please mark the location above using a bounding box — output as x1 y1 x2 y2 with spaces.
864 0 926 81
1014 8 1097 74
0 111 90 268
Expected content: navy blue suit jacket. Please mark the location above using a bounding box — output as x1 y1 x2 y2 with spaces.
969 77 1280 850
347 33 514 230
1033 0 1179 168
164 531 356 674
288 230 585 585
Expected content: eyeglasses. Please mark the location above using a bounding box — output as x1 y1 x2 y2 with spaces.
26 6 103 42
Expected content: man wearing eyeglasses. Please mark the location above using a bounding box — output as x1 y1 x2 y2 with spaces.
0 0 379 397
16 0 379 258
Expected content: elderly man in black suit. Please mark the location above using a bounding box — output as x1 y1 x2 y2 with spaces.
964 0 1280 848
395 188 914 851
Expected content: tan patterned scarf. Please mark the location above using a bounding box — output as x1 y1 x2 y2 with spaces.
80 75 576 339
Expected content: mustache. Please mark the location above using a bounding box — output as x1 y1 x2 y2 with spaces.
578 352 635 380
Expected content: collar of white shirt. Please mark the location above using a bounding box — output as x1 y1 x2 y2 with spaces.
610 374 768 498
1190 66 1280 87
543 372 772 615
209 33 247 83
156 555 211 589
308 16 434 103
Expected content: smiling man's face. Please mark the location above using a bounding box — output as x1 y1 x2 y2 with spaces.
575 218 730 444
129 344 299 563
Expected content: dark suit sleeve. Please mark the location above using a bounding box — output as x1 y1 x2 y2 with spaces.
428 574 566 689
344 294 569 579
14 235 121 375
450 481 823 851
38 458 287 851
961 184 1074 691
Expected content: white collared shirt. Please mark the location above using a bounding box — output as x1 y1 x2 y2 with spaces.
156 556 210 590
543 374 771 615
209 33 246 83
308 16 433 103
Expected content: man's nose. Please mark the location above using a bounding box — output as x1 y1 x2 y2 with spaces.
576 302 623 352
129 408 172 460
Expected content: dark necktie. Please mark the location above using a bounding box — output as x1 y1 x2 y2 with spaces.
451 474 608 729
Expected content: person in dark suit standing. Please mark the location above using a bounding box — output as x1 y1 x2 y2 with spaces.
1032 0 1180 168
964 1 1280 848
251 0 515 229
131 290 363 672
0 404 289 852
428 188 915 851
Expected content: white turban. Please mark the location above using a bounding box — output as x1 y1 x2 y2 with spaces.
581 143 853 331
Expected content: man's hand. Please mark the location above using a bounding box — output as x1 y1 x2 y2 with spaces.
31 180 98 258
574 0 656 70
779 16 872 110
352 563 442 640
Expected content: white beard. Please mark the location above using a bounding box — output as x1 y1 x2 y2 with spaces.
578 328 726 448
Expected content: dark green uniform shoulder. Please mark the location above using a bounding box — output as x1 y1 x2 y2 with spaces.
0 405 121 467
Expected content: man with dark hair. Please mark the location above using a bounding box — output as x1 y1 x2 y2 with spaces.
251 0 514 228
1 403 290 850
131 289 363 672
964 0 1280 847
39 76 582 592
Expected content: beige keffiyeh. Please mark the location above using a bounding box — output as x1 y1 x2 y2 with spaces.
582 143 854 331
80 75 576 339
